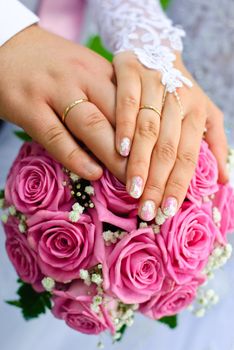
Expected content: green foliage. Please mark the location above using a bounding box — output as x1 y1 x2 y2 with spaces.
160 0 171 10
14 130 32 142
116 324 127 342
0 190 4 199
158 315 178 329
6 279 52 320
86 35 113 62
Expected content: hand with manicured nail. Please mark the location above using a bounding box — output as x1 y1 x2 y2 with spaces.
113 52 229 221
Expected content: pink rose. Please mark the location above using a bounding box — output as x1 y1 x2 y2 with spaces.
5 141 73 215
92 169 138 231
52 280 115 335
27 210 102 283
103 228 167 304
187 141 218 206
140 277 204 319
161 202 217 284
4 216 43 285
213 184 234 236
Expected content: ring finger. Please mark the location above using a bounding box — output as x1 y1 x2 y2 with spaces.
126 77 165 200
138 93 182 221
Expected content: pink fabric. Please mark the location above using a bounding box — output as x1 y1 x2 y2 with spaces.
38 0 87 41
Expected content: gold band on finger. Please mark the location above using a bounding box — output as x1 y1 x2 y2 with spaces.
62 98 89 124
139 105 161 118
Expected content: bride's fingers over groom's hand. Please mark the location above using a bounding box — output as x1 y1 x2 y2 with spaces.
0 25 126 182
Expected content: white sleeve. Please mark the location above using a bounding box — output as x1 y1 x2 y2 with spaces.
0 0 39 46
92 0 193 93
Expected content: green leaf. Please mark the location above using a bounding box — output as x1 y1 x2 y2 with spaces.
14 130 32 142
86 35 113 62
158 315 178 329
6 300 22 308
0 189 4 199
116 324 127 342
6 280 52 320
160 0 171 10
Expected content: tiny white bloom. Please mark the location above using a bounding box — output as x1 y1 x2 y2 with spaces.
84 186 95 196
18 222 26 233
70 172 80 182
152 224 160 234
72 202 84 214
69 211 80 222
194 308 206 318
91 303 100 313
113 332 122 341
1 214 8 223
91 273 103 285
97 341 104 349
212 207 221 225
41 277 55 292
139 222 148 228
103 230 113 242
97 264 103 270
79 269 89 280
93 295 103 305
8 205 16 216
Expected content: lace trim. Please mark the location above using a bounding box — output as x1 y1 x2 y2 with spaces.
93 0 193 92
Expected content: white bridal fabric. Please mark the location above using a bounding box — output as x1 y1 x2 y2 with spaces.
0 0 234 349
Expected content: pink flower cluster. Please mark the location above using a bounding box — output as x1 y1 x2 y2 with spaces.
2 140 234 336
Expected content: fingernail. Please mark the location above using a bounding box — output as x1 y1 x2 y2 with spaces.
155 208 167 226
162 197 178 217
120 137 131 157
85 162 101 175
140 200 156 221
129 176 143 198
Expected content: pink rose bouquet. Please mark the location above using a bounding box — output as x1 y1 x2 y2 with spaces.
1 139 233 343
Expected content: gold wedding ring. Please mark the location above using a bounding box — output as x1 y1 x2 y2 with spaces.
62 98 89 124
139 105 161 118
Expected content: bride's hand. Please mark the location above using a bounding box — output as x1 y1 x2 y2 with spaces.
0 25 126 182
113 52 229 221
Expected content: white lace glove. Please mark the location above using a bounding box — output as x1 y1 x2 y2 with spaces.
92 0 193 93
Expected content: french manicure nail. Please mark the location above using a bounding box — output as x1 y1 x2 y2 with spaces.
140 200 156 221
120 137 131 157
162 197 178 217
155 208 167 226
129 176 143 198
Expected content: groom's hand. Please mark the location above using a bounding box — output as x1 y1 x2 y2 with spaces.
0 25 126 182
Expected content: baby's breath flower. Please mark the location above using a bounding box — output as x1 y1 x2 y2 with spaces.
41 277 55 292
70 172 80 182
69 211 81 222
72 202 84 214
91 273 103 285
8 205 16 216
139 222 148 228
1 214 8 223
18 222 26 233
84 186 95 196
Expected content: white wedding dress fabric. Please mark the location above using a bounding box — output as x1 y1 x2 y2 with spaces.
1 1 234 350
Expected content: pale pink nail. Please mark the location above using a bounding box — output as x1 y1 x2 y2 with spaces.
129 176 143 198
120 137 131 157
140 200 156 221
162 197 178 217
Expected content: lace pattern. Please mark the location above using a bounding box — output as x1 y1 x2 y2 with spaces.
92 0 193 92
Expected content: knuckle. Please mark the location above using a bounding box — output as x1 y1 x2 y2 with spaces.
120 95 138 109
156 142 176 162
66 147 81 163
84 112 106 130
118 119 135 130
178 150 197 168
130 159 148 173
167 178 185 194
137 120 158 139
44 125 64 145
145 182 163 197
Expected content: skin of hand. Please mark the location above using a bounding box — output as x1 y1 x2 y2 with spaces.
113 51 229 221
0 25 127 183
